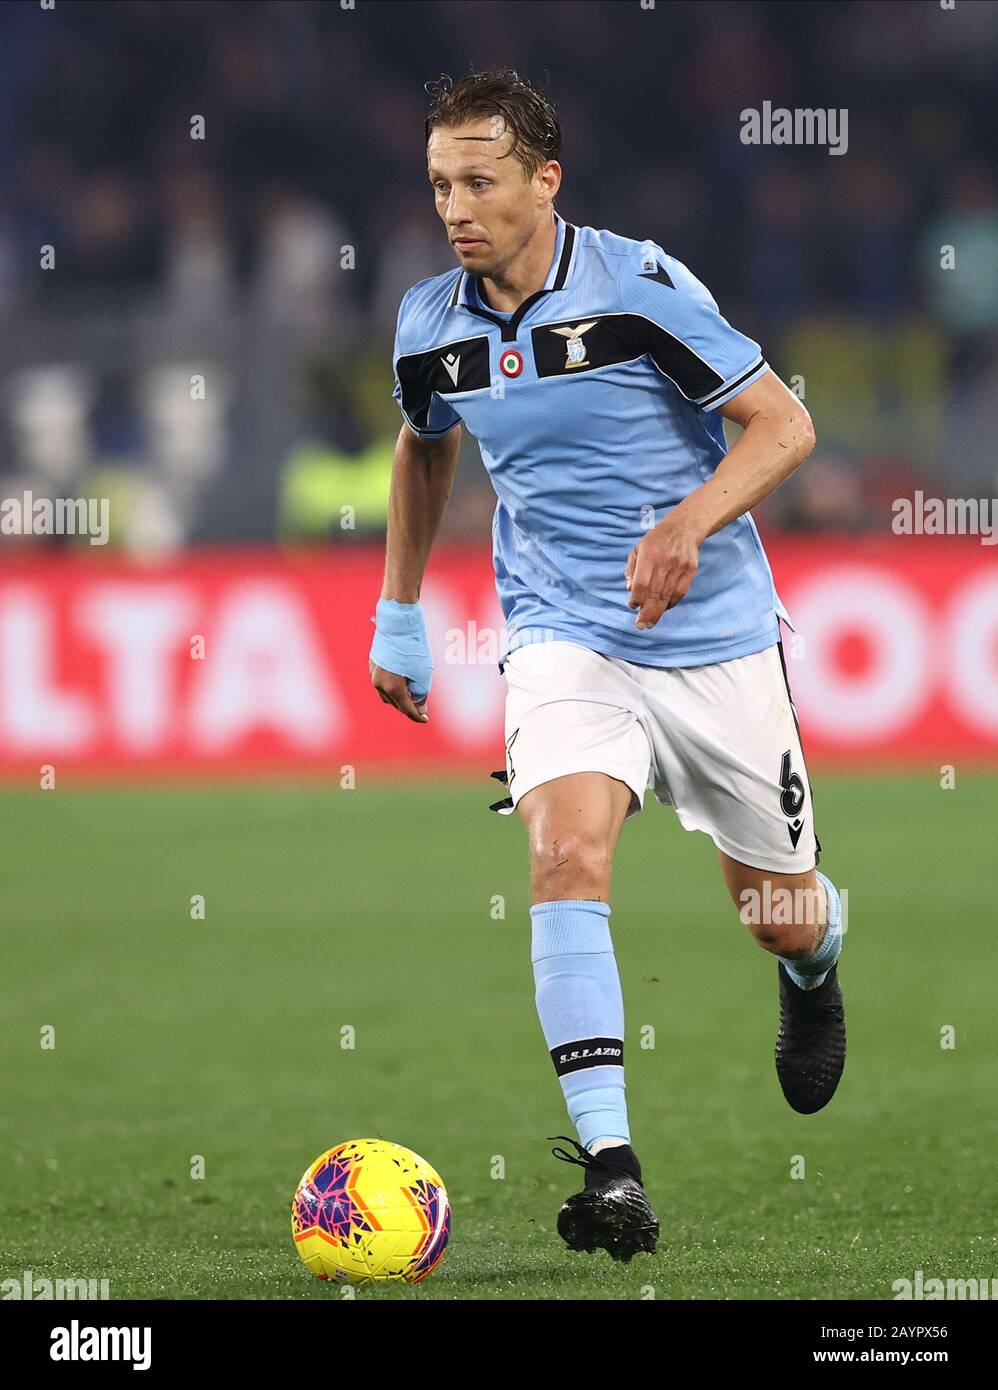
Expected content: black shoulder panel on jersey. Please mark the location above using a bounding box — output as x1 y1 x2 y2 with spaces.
395 335 491 428
531 312 727 402
645 320 727 400
531 314 648 378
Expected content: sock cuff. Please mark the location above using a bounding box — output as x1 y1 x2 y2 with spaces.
530 899 612 962
531 899 611 918
816 871 842 934
781 871 844 986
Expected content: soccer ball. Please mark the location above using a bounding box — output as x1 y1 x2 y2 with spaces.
291 1138 451 1284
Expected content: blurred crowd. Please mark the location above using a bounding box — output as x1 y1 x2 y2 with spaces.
0 0 996 550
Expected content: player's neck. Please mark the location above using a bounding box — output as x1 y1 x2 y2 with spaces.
478 214 558 314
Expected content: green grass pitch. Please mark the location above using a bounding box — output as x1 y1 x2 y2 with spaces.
2 773 996 1300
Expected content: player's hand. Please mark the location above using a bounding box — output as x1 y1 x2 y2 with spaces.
624 512 702 629
369 660 429 723
369 598 433 723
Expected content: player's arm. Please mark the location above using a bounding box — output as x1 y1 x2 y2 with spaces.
370 421 462 722
627 369 813 624
382 421 462 604
627 369 813 628
621 244 815 629
680 369 814 534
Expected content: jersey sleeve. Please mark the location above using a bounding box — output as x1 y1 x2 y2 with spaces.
621 243 768 411
391 290 462 439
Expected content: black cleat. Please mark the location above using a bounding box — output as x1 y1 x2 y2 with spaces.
549 1136 658 1262
775 961 846 1114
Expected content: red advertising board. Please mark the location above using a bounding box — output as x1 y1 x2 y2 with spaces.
0 537 995 777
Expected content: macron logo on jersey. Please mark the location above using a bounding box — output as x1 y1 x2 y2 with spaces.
440 352 461 386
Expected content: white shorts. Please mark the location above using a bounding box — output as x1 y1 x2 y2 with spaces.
501 639 819 874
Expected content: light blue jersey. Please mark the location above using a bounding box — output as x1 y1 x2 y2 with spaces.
392 212 790 667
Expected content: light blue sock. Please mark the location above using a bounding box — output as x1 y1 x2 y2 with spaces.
530 899 630 1151
779 871 843 991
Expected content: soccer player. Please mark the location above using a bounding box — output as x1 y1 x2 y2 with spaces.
370 69 846 1262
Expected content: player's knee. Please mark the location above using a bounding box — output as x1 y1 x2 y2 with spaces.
530 830 613 900
747 918 818 957
734 875 825 956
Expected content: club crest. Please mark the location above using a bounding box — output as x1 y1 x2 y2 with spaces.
549 321 598 369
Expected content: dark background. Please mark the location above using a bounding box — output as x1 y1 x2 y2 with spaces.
1 0 996 550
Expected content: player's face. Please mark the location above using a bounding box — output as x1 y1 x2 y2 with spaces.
427 117 554 277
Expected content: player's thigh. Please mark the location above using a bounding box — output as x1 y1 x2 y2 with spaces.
517 770 634 857
502 640 649 899
648 642 819 877
518 771 634 901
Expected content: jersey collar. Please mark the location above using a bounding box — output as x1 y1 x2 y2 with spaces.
449 212 578 341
